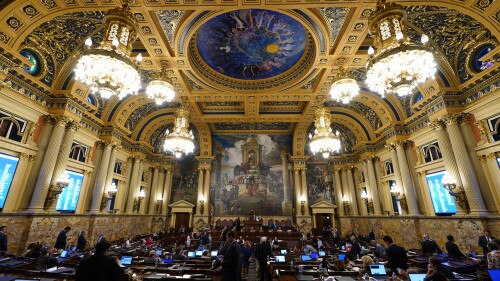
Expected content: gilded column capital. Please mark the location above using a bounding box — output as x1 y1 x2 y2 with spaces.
83 170 92 176
393 140 407 149
475 120 491 144
385 144 396 152
440 114 459 125
487 153 497 160
428 120 445 131
334 168 341 174
18 153 29 160
477 155 487 163
66 121 80 132
44 115 57 126
54 115 71 127
457 112 470 125
28 155 37 162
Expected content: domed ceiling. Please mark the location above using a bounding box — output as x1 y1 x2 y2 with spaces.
0 0 498 158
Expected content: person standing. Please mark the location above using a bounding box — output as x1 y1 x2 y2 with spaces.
241 240 253 279
421 234 442 255
235 217 241 231
445 235 465 259
75 241 124 281
76 230 87 251
0 226 7 253
479 230 496 256
382 235 408 272
220 230 241 281
256 236 272 281
55 226 71 251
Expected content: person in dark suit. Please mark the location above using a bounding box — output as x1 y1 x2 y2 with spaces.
367 229 375 242
421 233 442 255
478 230 496 256
55 226 71 251
0 226 7 253
255 236 273 281
235 217 241 231
383 235 408 272
75 241 124 281
220 230 241 281
445 235 465 259
76 230 87 251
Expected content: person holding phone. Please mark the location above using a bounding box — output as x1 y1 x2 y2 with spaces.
424 257 452 281
55 226 71 252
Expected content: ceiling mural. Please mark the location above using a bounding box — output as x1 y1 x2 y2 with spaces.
196 9 307 80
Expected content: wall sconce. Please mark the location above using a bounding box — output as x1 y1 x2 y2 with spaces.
360 190 374 214
134 189 146 213
441 172 470 213
390 183 408 214
341 195 350 215
156 195 163 214
44 171 70 210
108 182 118 197
199 194 205 215
300 194 306 215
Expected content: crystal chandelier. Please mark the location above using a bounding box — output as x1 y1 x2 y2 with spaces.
309 108 341 159
163 107 195 158
365 0 436 97
329 67 359 104
146 71 175 105
74 2 142 100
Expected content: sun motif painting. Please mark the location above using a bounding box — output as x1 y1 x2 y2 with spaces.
196 9 307 80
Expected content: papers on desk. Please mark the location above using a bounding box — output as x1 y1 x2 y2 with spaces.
351 267 360 272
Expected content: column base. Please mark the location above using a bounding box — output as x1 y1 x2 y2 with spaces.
23 207 48 214
469 209 490 217
282 201 293 216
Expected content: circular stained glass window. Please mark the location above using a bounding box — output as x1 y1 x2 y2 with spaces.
20 49 42 76
472 44 494 72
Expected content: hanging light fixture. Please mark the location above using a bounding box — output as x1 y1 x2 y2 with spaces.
309 108 341 159
365 0 436 97
163 107 195 158
146 70 175 105
74 2 142 100
329 67 360 104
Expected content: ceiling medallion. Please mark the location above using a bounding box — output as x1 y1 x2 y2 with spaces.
74 2 142 100
365 0 436 97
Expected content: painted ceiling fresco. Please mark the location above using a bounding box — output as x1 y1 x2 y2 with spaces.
196 9 307 80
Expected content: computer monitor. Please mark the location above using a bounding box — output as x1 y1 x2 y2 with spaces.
162 258 173 263
488 269 500 280
59 250 68 258
195 250 203 257
211 250 218 257
156 249 163 256
187 251 196 258
318 251 326 257
310 252 318 259
337 253 346 261
369 264 387 276
71 246 77 252
280 249 287 254
121 256 133 266
408 273 427 281
14 279 40 281
300 255 311 262
275 255 286 263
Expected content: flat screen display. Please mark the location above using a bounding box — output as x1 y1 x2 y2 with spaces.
211 250 218 256
369 264 386 276
310 252 318 259
187 251 195 258
56 170 83 212
280 249 287 254
338 253 346 261
0 153 19 208
318 251 326 257
195 250 203 257
121 256 132 265
488 269 500 280
156 249 162 256
59 250 68 258
408 273 426 281
275 255 285 263
300 255 311 262
426 171 457 214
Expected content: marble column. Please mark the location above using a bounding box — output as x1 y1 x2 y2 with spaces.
148 167 160 214
353 169 366 215
117 157 133 213
126 158 141 213
394 141 420 216
483 154 500 211
281 149 289 203
21 115 55 210
346 168 359 215
364 158 382 215
103 145 118 201
333 169 344 215
204 168 212 217
196 168 205 215
161 169 172 214
113 180 125 213
27 116 69 212
429 121 463 188
89 142 113 213
140 168 151 215
293 168 301 216
300 169 310 216
443 115 488 215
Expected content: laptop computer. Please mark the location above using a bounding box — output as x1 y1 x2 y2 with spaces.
195 250 203 257
488 269 500 280
121 256 133 267
275 255 286 263
310 252 319 259
162 258 173 263
211 250 218 256
369 264 387 280
318 251 326 257
59 250 68 259
155 249 163 256
301 254 311 262
280 249 287 254
337 253 346 261
187 251 196 258
408 273 427 281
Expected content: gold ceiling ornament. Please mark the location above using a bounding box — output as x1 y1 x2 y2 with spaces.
365 0 436 97
329 66 360 104
309 107 341 159
74 1 142 100
146 70 175 105
163 107 196 159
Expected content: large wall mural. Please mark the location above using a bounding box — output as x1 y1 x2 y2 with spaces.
170 156 199 205
210 135 294 216
196 9 307 80
306 158 334 205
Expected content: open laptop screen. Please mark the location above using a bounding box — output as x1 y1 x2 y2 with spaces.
369 264 387 276
156 249 163 256
310 252 318 259
187 251 195 258
408 273 426 281
59 250 68 258
275 255 286 263
301 255 311 262
338 253 346 261
280 249 287 254
121 256 133 266
488 269 500 280
318 251 326 257
211 250 218 256
195 250 203 257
